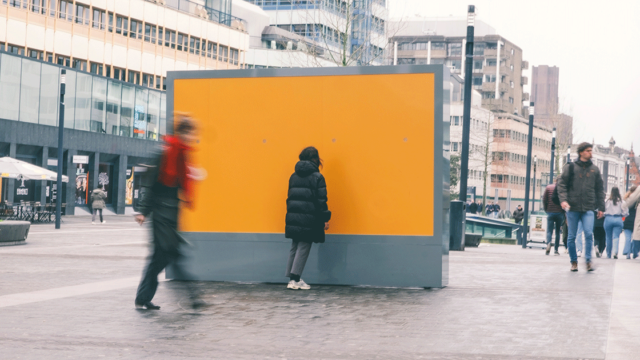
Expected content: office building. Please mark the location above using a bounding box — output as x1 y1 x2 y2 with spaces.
389 17 530 116
531 65 573 146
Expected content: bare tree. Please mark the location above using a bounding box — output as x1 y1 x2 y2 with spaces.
467 107 494 215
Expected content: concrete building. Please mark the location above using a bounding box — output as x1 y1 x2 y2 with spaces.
0 0 248 91
389 17 530 116
531 65 573 147
244 0 388 66
627 146 640 190
490 113 552 211
448 74 494 203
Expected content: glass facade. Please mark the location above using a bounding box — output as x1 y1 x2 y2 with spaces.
0 51 166 140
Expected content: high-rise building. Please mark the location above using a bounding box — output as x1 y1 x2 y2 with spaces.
531 65 573 147
389 18 530 116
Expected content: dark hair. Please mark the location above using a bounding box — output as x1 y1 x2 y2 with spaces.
577 142 592 155
176 119 194 135
610 187 621 205
299 146 322 168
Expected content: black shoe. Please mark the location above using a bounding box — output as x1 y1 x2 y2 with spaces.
135 301 160 310
554 250 560 255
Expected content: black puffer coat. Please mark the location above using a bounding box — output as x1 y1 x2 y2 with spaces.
285 161 331 243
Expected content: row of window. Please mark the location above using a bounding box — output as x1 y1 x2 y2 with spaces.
396 41 518 58
493 129 551 149
3 43 167 90
7 0 242 66
450 116 489 131
491 174 542 187
492 152 551 168
450 142 487 156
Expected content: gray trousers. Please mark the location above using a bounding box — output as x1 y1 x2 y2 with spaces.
285 241 312 277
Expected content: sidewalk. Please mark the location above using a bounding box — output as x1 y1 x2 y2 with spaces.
0 216 638 359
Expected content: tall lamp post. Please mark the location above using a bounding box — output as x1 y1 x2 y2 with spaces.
458 5 476 202
521 102 535 248
532 155 538 212
567 146 571 164
55 69 66 230
549 128 556 185
627 158 631 192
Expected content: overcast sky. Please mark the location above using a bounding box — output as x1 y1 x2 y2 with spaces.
390 0 640 152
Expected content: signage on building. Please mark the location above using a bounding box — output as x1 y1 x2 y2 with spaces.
17 188 28 196
47 159 58 166
73 155 89 164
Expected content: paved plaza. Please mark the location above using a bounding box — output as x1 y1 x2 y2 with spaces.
1 216 639 359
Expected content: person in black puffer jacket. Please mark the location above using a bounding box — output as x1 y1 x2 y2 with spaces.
623 186 638 259
284 147 331 290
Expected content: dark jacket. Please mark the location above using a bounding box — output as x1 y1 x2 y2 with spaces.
91 188 106 209
542 184 563 213
137 147 185 251
285 161 331 243
557 159 605 213
624 205 637 230
468 202 478 214
513 207 524 222
485 204 493 214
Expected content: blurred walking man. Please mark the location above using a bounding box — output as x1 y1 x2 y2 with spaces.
557 142 605 272
543 179 564 256
134 115 205 310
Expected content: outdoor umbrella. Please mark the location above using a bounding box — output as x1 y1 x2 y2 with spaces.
0 157 69 183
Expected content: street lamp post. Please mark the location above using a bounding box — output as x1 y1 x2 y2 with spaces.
458 5 476 202
55 69 66 230
627 159 631 192
522 102 535 248
532 155 538 212
549 128 556 185
567 146 571 164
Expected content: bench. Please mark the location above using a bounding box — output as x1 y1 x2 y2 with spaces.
0 220 31 246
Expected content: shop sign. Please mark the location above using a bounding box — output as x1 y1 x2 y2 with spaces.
17 188 28 195
47 159 58 166
73 155 89 164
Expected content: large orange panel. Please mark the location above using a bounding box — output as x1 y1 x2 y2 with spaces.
175 73 435 236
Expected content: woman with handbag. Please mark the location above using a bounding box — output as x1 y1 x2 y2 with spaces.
284 147 331 290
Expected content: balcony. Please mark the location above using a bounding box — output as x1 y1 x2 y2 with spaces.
521 76 528 85
482 82 509 93
482 98 515 114
522 60 529 70
522 92 530 101
483 65 510 76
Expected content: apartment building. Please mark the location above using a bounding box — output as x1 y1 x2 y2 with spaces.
531 65 573 146
0 0 249 90
490 113 552 210
389 18 530 116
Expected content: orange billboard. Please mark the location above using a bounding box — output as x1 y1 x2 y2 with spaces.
174 73 436 237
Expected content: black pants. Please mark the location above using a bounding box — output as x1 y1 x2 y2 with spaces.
92 209 103 222
594 227 606 254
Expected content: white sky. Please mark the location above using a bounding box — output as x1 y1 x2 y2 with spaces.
390 0 640 151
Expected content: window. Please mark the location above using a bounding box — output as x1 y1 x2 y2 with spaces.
75 3 89 25
398 58 415 65
92 8 105 30
155 75 161 90
116 15 129 36
179 33 189 52
165 30 176 49
511 48 515 55
176 33 186 51
473 60 483 70
144 24 157 44
59 0 73 21
510 81 514 88
90 62 103 76
448 42 462 56
453 143 459 152
189 36 198 54
108 12 114 32
72 59 87 71
158 27 164 46
45 52 54 63
30 0 46 14
142 73 154 88
28 49 43 60
219 45 229 62
7 44 25 56
431 42 445 50
162 77 166 91
473 43 485 55
230 48 239 65
113 66 126 81
485 75 496 83
128 70 140 85
56 55 70 67
486 59 497 67
510 64 514 71
206 41 217 59
472 77 482 86
451 116 460 126
130 19 142 39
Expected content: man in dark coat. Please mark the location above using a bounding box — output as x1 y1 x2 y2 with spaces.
134 116 204 310
284 147 331 290
557 142 605 272
468 201 478 214
513 205 524 224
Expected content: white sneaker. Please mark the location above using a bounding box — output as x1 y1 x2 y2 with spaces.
297 279 310 290
102 220 106 224
92 222 95 225
577 251 582 257
287 280 299 290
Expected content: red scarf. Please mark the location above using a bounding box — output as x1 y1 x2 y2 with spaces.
158 136 193 203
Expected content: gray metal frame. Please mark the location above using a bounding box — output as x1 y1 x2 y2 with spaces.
166 65 450 288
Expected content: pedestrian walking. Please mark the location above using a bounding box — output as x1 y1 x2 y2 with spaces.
493 202 501 219
485 202 494 218
603 187 627 259
513 204 524 225
91 187 106 224
134 114 204 310
468 201 478 215
623 186 640 259
622 186 638 259
557 142 605 272
593 210 606 257
284 146 331 290
543 180 564 255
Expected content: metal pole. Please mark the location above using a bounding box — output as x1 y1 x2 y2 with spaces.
532 156 537 212
521 102 535 248
549 128 556 184
55 69 66 229
626 159 631 192
567 146 571 164
459 5 475 202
